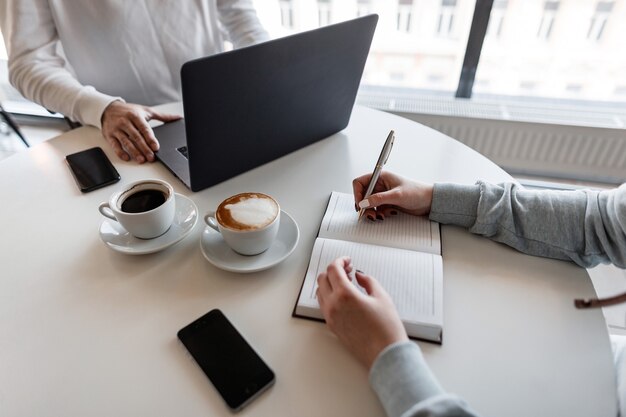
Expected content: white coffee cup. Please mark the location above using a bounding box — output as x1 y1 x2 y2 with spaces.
204 192 280 256
99 179 175 239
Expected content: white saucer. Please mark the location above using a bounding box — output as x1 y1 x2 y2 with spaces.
200 210 300 273
99 194 198 255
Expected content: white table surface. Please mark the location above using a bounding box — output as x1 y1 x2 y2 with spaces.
0 105 617 417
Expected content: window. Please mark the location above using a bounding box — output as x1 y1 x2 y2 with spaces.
614 86 626 97
390 72 406 83
537 1 559 40
486 0 507 38
587 1 613 41
474 0 626 103
565 83 582 93
318 0 332 27
279 0 294 29
254 0 626 105
253 0 476 95
397 0 413 33
437 0 457 36
357 0 372 18
520 81 537 92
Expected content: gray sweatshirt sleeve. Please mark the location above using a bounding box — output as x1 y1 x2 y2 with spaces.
429 182 626 268
370 342 479 417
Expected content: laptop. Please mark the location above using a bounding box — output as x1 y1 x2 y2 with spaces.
154 14 378 192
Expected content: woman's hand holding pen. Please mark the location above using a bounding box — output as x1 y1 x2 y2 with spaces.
353 170 434 221
316 256 408 369
318 171 431 369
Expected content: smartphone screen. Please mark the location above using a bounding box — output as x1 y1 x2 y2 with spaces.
65 147 120 192
177 309 275 412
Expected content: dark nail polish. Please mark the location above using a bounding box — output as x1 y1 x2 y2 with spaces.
376 214 384 221
367 215 375 222
390 210 398 215
356 269 364 274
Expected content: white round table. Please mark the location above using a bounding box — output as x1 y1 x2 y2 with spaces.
0 105 616 417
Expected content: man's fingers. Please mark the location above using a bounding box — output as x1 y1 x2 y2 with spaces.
121 122 154 162
105 134 130 161
148 109 182 123
123 111 159 153
115 132 143 163
128 112 160 153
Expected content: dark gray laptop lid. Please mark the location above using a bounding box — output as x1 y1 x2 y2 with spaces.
181 14 378 192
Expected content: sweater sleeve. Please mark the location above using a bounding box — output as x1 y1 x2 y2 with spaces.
429 182 626 268
0 0 121 128
217 0 270 48
370 342 479 417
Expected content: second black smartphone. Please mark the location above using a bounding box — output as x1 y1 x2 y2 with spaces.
65 147 120 192
177 309 275 412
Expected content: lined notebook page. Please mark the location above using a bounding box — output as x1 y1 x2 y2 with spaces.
298 238 443 327
319 192 440 254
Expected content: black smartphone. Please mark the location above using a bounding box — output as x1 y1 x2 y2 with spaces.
177 309 275 412
65 147 120 192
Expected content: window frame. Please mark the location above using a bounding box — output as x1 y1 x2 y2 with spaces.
455 0 494 98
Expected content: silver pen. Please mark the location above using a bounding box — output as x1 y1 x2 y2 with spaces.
358 130 395 220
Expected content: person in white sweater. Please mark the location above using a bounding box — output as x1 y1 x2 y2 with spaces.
0 0 268 163
317 171 626 417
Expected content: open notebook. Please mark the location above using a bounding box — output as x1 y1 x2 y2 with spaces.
294 191 443 344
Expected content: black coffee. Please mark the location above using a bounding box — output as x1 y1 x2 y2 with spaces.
121 189 167 213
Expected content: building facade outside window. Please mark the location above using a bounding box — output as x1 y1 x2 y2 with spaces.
317 0 332 27
487 0 508 38
357 0 372 17
472 0 626 103
437 0 458 36
2 0 623 111
279 0 295 29
397 0 414 33
537 0 560 39
587 1 614 41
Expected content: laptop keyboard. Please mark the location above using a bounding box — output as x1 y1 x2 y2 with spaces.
177 146 189 159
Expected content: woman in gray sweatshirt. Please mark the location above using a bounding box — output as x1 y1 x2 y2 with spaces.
315 171 626 417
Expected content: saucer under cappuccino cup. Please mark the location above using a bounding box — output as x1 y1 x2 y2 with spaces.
99 179 175 239
205 192 280 255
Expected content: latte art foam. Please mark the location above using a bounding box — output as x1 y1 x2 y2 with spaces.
216 193 279 231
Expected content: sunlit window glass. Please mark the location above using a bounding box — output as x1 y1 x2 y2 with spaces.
317 0 332 27
397 0 413 33
279 0 295 29
357 0 372 17
437 0 458 36
253 0 476 95
587 1 614 41
474 0 626 103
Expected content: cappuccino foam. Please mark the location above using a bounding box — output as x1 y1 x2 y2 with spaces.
217 193 279 231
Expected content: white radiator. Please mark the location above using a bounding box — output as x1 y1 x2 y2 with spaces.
357 91 626 184
401 113 626 184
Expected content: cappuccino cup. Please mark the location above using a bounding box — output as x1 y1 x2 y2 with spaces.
204 192 280 255
99 179 175 239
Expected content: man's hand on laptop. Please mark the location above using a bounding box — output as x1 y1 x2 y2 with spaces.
101 101 181 163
